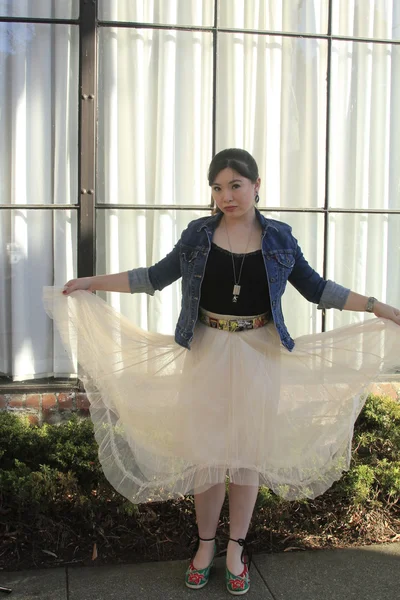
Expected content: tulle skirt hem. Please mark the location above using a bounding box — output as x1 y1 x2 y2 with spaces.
43 287 400 503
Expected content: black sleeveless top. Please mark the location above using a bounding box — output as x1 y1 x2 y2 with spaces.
199 243 271 316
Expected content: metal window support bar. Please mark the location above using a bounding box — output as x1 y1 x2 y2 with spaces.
2 14 400 46
321 0 333 333
0 205 79 209
2 205 400 214
1 205 400 214
94 206 400 214
78 0 97 278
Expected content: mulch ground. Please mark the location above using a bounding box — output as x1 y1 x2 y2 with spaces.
1 491 399 572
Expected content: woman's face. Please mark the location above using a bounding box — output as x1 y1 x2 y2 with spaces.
211 168 260 219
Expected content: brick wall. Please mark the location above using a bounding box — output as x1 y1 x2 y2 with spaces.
0 382 399 427
368 382 400 401
0 391 90 426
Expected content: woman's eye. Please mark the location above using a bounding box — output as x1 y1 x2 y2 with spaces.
232 184 240 189
212 187 221 192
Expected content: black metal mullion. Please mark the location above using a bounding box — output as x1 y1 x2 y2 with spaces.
0 16 78 25
0 205 79 210
331 33 400 45
98 20 213 32
211 0 218 159
92 205 400 214
1 204 398 213
78 0 97 278
3 14 399 46
96 19 400 46
321 0 333 334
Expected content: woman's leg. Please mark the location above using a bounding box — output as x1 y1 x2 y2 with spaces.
227 473 259 575
192 483 226 568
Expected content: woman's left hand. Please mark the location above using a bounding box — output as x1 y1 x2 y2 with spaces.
374 301 400 325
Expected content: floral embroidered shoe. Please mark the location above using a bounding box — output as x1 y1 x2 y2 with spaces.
225 538 252 596
185 536 216 590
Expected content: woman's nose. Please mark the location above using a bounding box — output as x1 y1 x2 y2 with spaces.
221 190 233 203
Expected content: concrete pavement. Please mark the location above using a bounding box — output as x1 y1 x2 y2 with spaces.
1 542 399 599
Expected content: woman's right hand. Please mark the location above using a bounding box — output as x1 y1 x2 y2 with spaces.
62 277 93 295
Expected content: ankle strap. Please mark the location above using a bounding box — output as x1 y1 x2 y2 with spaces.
229 538 252 570
189 534 216 551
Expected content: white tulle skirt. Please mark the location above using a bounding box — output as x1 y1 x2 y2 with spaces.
43 287 400 503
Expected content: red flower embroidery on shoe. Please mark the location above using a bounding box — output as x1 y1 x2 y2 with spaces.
229 578 246 590
188 571 206 585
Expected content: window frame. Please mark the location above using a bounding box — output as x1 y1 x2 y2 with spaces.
1 0 399 387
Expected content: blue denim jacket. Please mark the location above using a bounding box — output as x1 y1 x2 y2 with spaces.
128 209 350 351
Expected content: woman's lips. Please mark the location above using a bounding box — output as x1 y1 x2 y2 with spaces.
224 206 237 211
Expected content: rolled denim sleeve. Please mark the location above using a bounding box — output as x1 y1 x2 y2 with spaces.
127 267 155 295
147 242 182 291
128 240 182 295
317 279 350 310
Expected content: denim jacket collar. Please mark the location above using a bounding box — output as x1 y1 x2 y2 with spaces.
197 208 279 236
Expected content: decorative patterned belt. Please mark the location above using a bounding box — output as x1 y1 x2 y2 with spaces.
199 308 271 332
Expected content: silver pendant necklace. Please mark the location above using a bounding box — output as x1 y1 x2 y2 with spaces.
224 220 253 303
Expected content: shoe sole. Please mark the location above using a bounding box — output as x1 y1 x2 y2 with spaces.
226 588 250 596
185 581 209 590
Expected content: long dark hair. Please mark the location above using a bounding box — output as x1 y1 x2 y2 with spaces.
208 149 259 213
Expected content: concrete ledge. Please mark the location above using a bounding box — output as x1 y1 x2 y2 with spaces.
0 567 67 600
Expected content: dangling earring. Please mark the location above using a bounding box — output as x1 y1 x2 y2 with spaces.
255 193 260 204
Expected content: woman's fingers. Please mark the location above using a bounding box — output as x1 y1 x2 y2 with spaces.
62 280 76 295
62 278 91 295
392 308 400 325
375 302 400 325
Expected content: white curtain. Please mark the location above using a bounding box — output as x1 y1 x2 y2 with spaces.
0 1 79 380
1 0 399 380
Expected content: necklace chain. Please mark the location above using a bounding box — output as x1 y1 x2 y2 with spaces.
224 220 253 303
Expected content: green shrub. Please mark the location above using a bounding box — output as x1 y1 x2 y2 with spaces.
256 486 283 509
340 464 376 505
374 459 400 502
0 413 102 488
0 412 114 517
0 394 399 569
355 394 400 459
0 393 399 515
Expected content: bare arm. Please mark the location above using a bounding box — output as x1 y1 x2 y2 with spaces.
343 291 400 325
62 239 182 297
62 272 130 295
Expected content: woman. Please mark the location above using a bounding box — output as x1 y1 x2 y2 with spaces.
45 148 400 595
